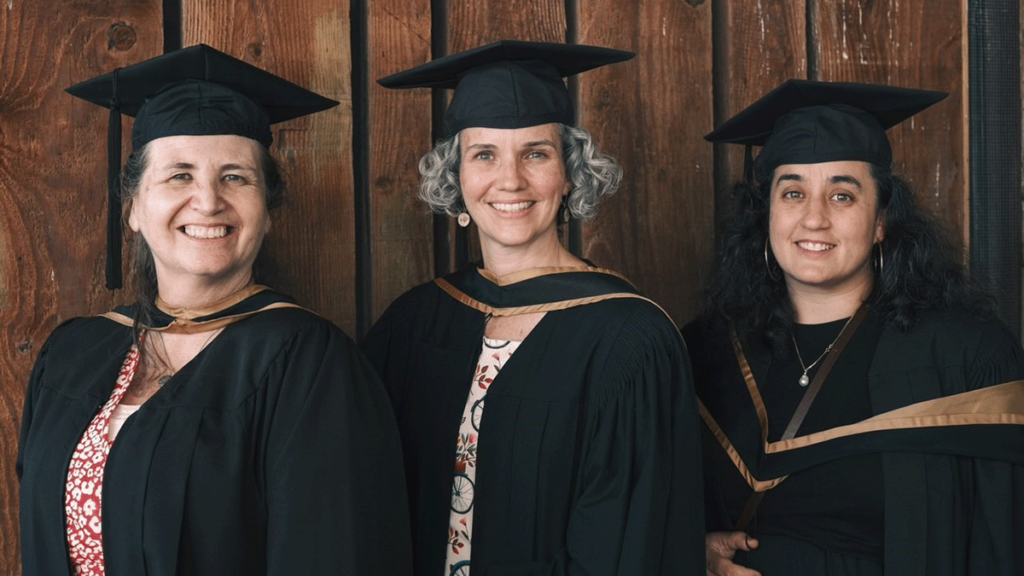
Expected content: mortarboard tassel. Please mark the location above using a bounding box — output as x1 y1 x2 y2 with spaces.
743 144 754 185
105 69 123 290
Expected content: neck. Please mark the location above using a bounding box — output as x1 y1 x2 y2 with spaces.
156 272 255 310
788 276 872 324
480 234 585 277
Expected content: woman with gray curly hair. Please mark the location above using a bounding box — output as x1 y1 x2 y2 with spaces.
365 41 705 576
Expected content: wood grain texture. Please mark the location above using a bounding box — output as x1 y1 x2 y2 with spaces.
183 0 357 334
814 0 965 240
714 0 807 223
0 2 163 573
577 0 715 326
367 0 434 324
448 0 567 49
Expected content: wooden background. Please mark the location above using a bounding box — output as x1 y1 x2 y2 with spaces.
0 0 1016 571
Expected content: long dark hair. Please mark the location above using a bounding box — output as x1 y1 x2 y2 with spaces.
120 141 286 347
701 164 994 357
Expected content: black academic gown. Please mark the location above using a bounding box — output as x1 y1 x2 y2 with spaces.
363 266 705 576
684 308 1024 576
18 288 412 576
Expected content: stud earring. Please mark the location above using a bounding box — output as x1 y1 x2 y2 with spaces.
457 212 471 228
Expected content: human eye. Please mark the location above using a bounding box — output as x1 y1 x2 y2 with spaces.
473 150 494 161
169 172 192 182
780 189 802 200
832 191 854 202
223 173 248 184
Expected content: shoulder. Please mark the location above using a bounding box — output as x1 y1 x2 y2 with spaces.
891 307 1018 357
574 297 691 397
875 307 1024 387
40 315 131 356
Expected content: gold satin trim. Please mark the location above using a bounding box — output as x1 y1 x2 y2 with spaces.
476 265 636 287
732 333 770 442
707 336 1024 491
155 284 269 320
433 277 677 327
768 380 1024 452
699 400 789 492
99 285 307 334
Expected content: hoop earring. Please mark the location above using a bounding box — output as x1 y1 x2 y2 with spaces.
873 242 884 278
764 239 780 281
457 212 471 228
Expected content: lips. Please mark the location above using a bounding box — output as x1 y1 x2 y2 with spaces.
797 241 835 252
182 225 230 239
490 201 535 213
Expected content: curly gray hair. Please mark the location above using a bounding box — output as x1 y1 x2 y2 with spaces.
417 123 622 220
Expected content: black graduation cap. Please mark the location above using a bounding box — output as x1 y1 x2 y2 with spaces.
377 40 635 136
66 44 339 290
705 79 947 183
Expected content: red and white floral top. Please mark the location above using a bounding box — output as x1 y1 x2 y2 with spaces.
64 344 140 576
445 337 520 576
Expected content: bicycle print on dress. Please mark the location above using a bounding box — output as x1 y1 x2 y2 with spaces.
446 337 520 576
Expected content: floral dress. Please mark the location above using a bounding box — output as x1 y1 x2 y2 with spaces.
64 344 141 576
445 337 520 576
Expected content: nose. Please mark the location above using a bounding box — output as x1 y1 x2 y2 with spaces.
799 195 829 229
190 177 225 215
496 158 527 192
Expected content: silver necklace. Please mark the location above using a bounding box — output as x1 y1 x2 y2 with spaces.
791 314 856 387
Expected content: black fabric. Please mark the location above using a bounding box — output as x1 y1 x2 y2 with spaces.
703 79 947 183
717 314 885 564
363 266 705 576
684 308 1024 576
18 291 412 576
66 44 339 149
377 40 634 136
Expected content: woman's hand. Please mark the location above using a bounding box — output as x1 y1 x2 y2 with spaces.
705 531 760 576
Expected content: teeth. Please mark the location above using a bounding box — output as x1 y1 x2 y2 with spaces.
183 225 228 239
798 241 834 252
491 201 534 213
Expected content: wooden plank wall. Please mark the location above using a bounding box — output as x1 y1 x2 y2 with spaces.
0 0 986 571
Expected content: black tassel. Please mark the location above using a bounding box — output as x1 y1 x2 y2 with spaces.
743 144 754 185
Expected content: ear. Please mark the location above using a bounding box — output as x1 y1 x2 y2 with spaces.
126 198 141 233
874 209 886 243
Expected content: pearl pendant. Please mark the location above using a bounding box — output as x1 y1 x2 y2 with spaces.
799 373 810 387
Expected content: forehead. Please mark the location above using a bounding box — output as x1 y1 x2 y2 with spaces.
460 123 562 147
146 134 263 166
772 160 875 184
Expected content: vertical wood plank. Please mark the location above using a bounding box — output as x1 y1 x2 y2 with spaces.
577 0 715 325
367 0 434 324
814 0 965 240
0 2 163 572
182 0 357 334
448 0 566 49
714 0 808 218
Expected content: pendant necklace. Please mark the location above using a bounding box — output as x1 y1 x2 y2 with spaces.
791 314 856 387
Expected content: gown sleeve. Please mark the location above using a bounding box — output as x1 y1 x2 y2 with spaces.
554 309 705 576
257 318 413 575
963 320 1024 574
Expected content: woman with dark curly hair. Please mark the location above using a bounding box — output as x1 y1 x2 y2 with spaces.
687 80 1024 576
366 41 705 576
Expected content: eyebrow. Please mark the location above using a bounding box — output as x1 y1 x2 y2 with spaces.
158 162 257 172
525 139 558 148
774 173 863 188
829 175 862 188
